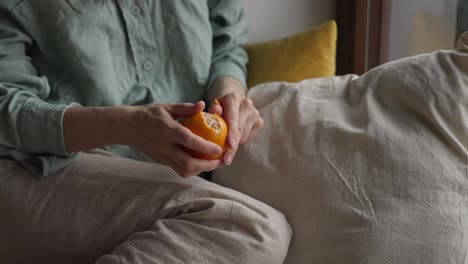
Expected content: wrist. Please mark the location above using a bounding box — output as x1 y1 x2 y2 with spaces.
63 106 133 153
207 76 246 103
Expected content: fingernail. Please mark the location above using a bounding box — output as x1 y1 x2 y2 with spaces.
224 154 233 165
230 138 237 149
212 146 222 155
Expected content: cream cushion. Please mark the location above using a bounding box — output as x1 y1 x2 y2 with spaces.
213 43 468 263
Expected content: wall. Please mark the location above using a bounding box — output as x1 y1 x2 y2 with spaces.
242 0 336 43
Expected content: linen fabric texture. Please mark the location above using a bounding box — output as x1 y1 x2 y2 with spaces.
213 38 468 263
0 150 292 264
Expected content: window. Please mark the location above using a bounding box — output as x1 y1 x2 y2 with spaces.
336 0 467 75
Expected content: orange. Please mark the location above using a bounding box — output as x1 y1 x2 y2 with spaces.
182 99 228 160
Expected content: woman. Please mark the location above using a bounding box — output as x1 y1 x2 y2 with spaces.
0 1 292 263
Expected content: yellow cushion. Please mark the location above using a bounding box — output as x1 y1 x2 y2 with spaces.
245 20 337 88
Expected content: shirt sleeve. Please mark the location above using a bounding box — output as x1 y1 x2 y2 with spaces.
206 0 249 91
0 9 77 177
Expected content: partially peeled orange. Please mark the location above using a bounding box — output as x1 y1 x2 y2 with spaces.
182 99 228 160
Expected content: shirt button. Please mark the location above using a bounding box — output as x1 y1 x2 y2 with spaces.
131 5 141 16
143 61 154 71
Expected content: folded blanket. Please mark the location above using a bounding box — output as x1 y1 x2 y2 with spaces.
213 35 468 264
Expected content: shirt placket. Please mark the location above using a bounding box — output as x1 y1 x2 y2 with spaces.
115 0 162 98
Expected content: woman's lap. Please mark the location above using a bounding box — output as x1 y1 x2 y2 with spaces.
0 151 292 264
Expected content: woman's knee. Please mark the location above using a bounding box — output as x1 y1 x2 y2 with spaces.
229 199 292 262
173 183 293 263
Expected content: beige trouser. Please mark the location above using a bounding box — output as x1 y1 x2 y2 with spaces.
0 150 292 264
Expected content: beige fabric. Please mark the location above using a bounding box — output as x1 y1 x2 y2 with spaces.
213 35 468 263
0 151 292 264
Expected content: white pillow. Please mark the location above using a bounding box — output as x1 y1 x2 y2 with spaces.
213 47 468 263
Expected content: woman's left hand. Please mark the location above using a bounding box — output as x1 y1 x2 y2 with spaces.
209 92 264 165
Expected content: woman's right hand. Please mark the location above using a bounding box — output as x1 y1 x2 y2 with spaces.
64 101 223 177
126 101 223 177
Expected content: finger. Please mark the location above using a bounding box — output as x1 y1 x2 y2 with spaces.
237 106 249 140
222 115 253 166
221 96 241 151
208 104 223 115
225 109 248 163
239 108 264 143
245 117 264 143
167 101 205 119
171 145 223 177
223 98 255 165
174 124 223 156
240 117 255 144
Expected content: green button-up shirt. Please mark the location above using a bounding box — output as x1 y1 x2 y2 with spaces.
0 0 248 177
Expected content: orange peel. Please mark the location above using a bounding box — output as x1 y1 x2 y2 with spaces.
182 100 228 160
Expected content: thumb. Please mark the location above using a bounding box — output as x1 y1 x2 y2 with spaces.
167 101 205 118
